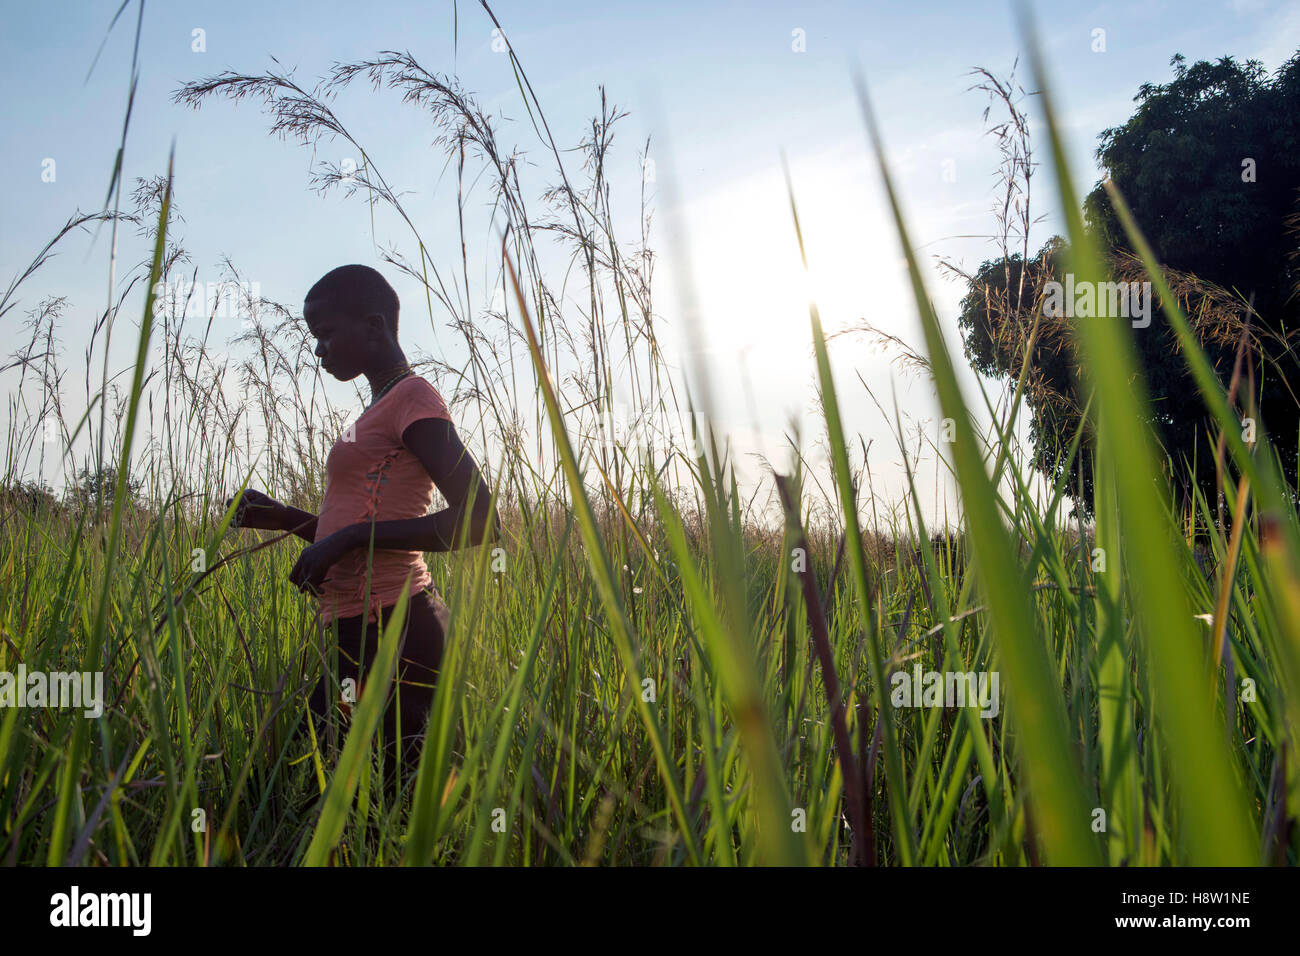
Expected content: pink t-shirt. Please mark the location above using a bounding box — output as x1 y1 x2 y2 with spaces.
315 375 452 624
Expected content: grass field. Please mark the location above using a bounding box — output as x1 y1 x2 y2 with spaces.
1 4 1298 866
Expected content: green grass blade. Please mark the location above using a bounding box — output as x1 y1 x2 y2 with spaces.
1016 2 1256 864
303 583 411 867
853 70 1101 866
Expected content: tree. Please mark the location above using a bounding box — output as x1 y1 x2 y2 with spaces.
66 466 142 514
957 52 1300 512
1085 53 1300 321
0 479 60 515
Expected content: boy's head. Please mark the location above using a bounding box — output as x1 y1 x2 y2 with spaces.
303 264 401 381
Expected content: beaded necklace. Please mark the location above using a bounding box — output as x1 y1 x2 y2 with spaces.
368 367 413 408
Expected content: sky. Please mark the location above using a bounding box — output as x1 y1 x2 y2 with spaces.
2 0 1297 523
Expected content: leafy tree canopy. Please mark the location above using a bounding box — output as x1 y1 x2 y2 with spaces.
959 51 1300 511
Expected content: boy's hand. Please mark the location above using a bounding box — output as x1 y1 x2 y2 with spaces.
227 489 286 531
288 529 355 595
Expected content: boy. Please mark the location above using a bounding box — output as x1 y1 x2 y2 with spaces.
229 264 495 781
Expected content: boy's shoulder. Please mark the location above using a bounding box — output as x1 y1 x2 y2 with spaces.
394 373 439 393
390 374 448 405
382 374 452 423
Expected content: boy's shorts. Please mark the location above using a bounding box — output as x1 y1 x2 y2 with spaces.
303 585 450 770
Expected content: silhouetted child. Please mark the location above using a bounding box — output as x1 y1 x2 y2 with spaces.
230 264 495 792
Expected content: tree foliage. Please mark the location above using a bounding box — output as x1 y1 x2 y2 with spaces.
958 52 1300 510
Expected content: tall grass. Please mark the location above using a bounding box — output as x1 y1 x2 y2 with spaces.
0 2 1295 866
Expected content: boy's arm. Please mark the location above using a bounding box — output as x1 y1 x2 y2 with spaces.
280 506 319 543
289 419 496 594
350 418 496 551
229 489 317 542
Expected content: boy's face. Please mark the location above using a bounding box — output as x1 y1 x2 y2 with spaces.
303 301 373 381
